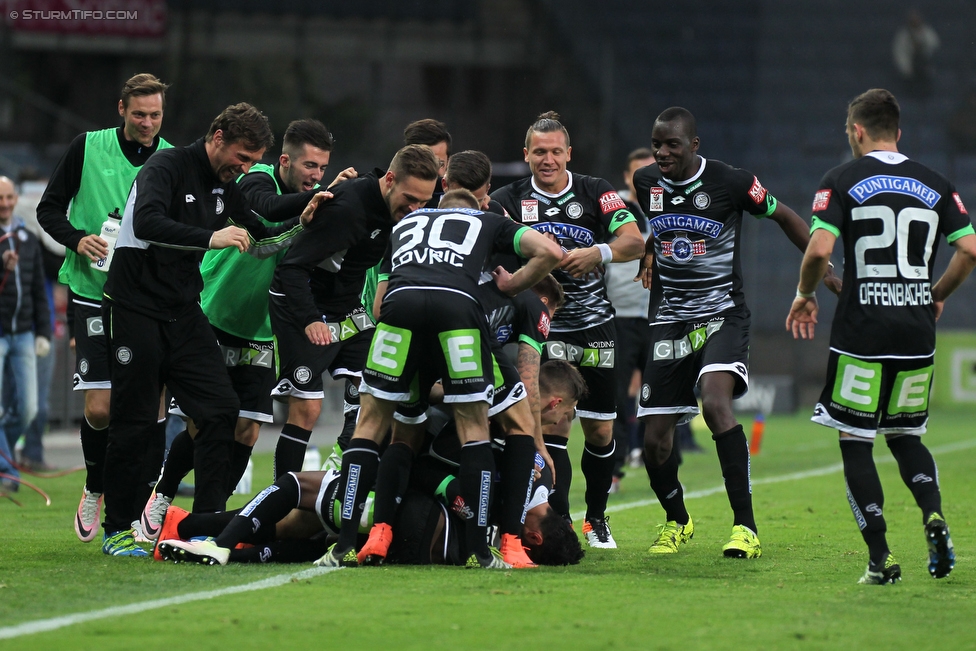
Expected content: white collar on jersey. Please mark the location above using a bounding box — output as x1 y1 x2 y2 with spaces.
865 151 908 165
530 171 574 198
665 156 707 186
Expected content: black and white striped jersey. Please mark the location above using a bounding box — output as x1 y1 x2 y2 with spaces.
633 157 777 323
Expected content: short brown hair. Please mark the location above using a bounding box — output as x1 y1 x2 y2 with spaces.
627 147 654 166
438 189 480 210
445 150 492 191
206 103 274 152
282 119 334 158
531 274 565 311
388 144 440 183
525 111 571 149
539 360 587 402
848 89 900 140
404 118 452 152
120 73 169 109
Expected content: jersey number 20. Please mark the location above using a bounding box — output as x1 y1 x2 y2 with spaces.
852 206 938 280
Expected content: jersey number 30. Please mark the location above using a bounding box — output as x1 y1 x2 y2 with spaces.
852 206 938 280
392 214 483 261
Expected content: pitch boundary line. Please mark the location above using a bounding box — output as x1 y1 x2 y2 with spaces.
4 438 974 640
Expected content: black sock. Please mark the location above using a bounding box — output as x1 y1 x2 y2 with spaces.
338 380 360 451
840 439 889 564
136 419 168 507
229 538 330 564
714 424 756 533
581 440 615 520
80 417 108 494
177 510 238 540
544 434 572 518
228 442 254 494
214 473 301 549
372 441 413 525
460 440 495 560
499 434 536 535
157 430 195 499
886 435 943 523
644 445 688 524
275 423 312 480
336 439 381 552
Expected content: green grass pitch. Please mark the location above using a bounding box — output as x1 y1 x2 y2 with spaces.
2 411 975 650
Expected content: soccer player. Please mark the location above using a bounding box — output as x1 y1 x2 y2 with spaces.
315 189 562 569
491 112 645 548
268 144 440 479
99 103 310 556
139 119 344 539
633 106 840 559
787 88 976 584
36 73 173 543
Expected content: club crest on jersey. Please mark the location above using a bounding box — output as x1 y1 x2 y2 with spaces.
748 177 767 204
521 200 539 223
662 235 706 263
649 187 664 212
649 213 723 238
848 175 940 208
216 197 224 215
812 189 831 212
693 192 710 210
599 191 626 214
566 202 583 219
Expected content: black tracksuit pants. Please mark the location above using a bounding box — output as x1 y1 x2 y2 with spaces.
101 300 239 534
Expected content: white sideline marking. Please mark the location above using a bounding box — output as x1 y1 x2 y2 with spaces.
5 438 974 640
572 437 976 521
0 566 341 640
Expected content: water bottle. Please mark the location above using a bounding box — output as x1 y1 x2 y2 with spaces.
749 413 765 455
90 208 122 272
302 445 322 471
234 458 254 495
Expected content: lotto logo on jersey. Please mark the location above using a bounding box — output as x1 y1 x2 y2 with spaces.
748 177 767 204
537 311 550 338
599 191 627 214
521 200 539 223
953 192 968 214
812 189 831 212
649 187 664 212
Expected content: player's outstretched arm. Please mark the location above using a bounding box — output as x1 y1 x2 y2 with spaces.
786 228 836 339
932 233 976 321
495 229 564 296
768 202 842 294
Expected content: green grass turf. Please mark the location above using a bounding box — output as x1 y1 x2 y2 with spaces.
2 410 975 650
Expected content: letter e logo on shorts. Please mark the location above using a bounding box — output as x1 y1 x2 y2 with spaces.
366 324 412 377
439 329 482 379
832 355 882 412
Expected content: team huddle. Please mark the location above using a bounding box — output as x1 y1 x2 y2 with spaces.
42 74 974 580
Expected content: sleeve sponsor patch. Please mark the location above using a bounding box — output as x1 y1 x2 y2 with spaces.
812 189 831 212
599 191 627 214
748 177 767 205
537 311 550 338
953 192 968 215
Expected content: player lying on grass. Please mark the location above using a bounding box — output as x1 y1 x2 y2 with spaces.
155 369 584 567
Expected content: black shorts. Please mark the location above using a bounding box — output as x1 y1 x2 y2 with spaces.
71 294 110 391
812 350 933 438
542 320 617 420
361 288 495 405
171 326 276 423
488 343 526 417
638 308 750 423
269 296 374 400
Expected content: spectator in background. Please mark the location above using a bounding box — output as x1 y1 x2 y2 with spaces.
892 10 939 95
0 177 52 489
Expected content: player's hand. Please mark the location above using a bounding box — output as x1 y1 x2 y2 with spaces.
2 249 18 271
491 266 517 295
635 252 654 289
934 300 945 321
35 336 50 358
305 321 333 346
823 266 843 295
300 191 333 227
69 336 76 353
76 234 109 262
560 246 602 277
538 446 555 485
328 167 358 188
210 226 250 253
786 295 819 339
